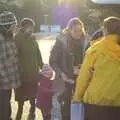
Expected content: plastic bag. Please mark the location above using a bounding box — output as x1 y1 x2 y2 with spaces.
71 103 84 120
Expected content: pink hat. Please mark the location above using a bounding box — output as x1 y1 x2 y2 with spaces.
41 64 53 79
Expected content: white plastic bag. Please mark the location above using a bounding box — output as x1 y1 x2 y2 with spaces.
71 103 84 120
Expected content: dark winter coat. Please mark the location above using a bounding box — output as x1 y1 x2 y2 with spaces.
49 32 87 93
15 30 43 82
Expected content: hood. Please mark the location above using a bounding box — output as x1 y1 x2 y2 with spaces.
102 35 120 61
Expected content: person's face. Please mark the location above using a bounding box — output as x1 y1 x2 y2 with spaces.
24 25 34 36
70 24 83 40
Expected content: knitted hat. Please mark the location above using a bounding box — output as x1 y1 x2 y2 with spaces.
41 64 53 79
20 18 35 28
0 11 17 26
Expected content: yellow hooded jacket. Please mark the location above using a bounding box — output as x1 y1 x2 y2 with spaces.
73 35 120 106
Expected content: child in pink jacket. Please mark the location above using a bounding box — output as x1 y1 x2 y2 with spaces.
36 64 53 120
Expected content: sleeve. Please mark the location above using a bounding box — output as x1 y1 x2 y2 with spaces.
15 34 21 56
15 34 24 77
32 35 43 68
0 41 10 83
36 43 43 69
49 38 62 76
73 50 97 102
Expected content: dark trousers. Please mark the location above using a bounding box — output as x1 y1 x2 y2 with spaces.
0 89 12 120
16 98 35 120
84 103 120 120
60 83 73 120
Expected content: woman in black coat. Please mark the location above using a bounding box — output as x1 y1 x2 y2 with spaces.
50 17 87 120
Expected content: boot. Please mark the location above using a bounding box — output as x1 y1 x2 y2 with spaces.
27 113 35 120
15 109 23 120
28 99 36 120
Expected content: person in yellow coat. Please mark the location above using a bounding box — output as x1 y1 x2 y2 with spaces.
73 16 120 120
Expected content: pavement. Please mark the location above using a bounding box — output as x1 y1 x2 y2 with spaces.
34 32 58 40
37 33 56 63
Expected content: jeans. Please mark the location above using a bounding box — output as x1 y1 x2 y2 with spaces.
51 94 62 120
0 89 12 120
52 83 73 120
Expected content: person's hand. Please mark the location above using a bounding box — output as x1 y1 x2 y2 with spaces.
61 72 68 81
61 73 74 84
73 66 80 75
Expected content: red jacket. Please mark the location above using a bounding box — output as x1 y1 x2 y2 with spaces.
36 74 52 111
